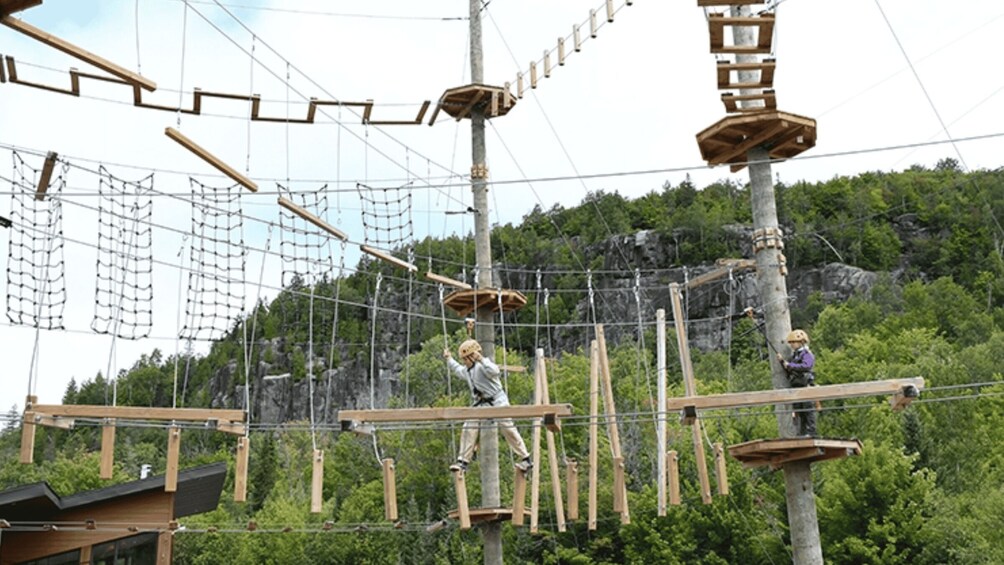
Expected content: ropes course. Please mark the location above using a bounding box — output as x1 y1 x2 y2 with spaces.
1 2 1001 561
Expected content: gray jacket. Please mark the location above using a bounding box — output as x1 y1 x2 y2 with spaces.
448 356 510 407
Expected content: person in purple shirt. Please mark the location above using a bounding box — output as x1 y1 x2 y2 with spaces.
777 329 817 437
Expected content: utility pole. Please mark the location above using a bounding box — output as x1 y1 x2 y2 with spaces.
733 5 823 564
468 1 503 563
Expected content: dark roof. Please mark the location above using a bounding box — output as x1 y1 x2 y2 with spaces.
0 462 226 522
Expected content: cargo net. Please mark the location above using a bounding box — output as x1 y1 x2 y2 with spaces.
179 179 247 340
357 182 413 249
91 167 154 339
6 151 67 329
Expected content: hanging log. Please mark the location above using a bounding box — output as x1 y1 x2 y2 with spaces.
596 324 629 523
529 350 544 534
424 271 471 290
234 435 250 503
360 245 418 272
656 308 667 516
165 427 181 492
165 127 258 192
714 443 729 496
512 465 527 526
35 151 57 201
278 197 348 241
99 420 116 479
668 450 681 505
382 457 397 521
312 450 325 514
453 469 471 530
539 351 566 532
19 413 35 464
566 460 579 521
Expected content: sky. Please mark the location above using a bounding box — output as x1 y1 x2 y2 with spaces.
1 0 1003 415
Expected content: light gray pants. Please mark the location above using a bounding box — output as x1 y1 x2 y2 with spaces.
458 396 530 462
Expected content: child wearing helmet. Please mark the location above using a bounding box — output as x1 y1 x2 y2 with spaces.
444 339 532 473
777 329 817 437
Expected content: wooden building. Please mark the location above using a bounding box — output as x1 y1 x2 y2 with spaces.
0 462 226 564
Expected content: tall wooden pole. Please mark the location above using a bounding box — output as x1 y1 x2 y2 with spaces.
468 1 502 563
656 309 667 515
733 6 822 563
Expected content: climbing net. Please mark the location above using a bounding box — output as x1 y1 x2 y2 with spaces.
91 167 154 339
179 178 247 340
6 151 67 330
357 182 413 249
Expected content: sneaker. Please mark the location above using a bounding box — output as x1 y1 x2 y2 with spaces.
449 459 468 473
515 457 533 473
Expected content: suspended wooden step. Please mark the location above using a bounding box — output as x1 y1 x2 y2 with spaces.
695 109 817 172
728 437 863 470
721 89 777 113
708 13 775 55
447 507 530 525
0 0 43 16
339 404 570 433
665 377 923 412
717 59 775 90
442 288 527 317
428 84 515 125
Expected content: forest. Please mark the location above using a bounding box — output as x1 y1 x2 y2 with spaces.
3 159 1004 564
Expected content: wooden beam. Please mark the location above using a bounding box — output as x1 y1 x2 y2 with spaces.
210 419 246 436
312 450 325 514
512 465 527 526
589 9 597 38
666 378 926 411
165 427 181 492
597 324 629 522
381 457 397 521
361 245 418 273
100 420 116 479
529 352 544 534
34 151 57 201
339 404 572 423
278 197 348 241
453 470 471 530
234 435 249 503
20 411 35 464
0 16 156 91
693 420 712 504
587 339 599 531
612 456 625 512
566 460 579 521
0 0 43 17
714 443 729 496
34 414 74 430
539 352 566 532
668 450 680 506
686 259 756 290
32 404 246 422
164 127 257 192
670 284 712 504
425 271 471 290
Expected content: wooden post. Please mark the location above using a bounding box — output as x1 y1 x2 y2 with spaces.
558 37 566 66
20 412 36 464
606 0 615 22
517 72 524 99
381 457 397 521
656 308 667 516
529 61 537 89
668 450 681 506
234 435 249 503
311 450 325 514
100 420 115 479
714 443 729 496
529 351 544 534
613 456 625 512
596 325 629 522
543 50 551 78
165 427 180 492
539 351 566 532
573 24 582 52
512 465 527 526
453 470 471 530
589 9 597 38
669 284 713 504
566 460 579 521
588 340 599 531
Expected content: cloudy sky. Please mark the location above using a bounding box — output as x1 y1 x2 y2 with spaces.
1 0 1003 414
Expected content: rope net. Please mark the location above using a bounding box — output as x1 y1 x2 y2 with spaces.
91 167 154 339
6 151 67 330
357 182 413 249
180 178 247 340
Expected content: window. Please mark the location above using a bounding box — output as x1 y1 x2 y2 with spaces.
17 549 80 565
92 532 159 565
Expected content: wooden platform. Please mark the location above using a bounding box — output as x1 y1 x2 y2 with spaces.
429 84 515 125
447 507 529 525
728 438 862 470
443 288 527 317
708 13 774 54
695 109 816 172
0 0 41 17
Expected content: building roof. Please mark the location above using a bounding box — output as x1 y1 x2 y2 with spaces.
0 462 227 522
